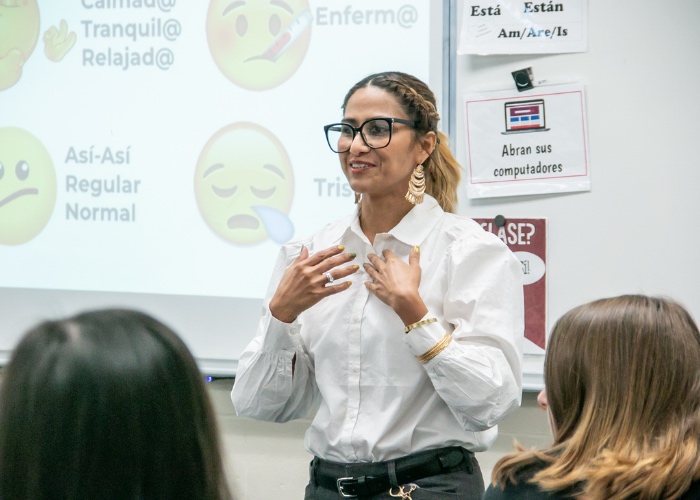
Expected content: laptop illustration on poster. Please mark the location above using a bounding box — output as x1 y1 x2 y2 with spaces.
502 99 551 134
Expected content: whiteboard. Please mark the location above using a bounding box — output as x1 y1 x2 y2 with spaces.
0 0 447 374
453 0 700 389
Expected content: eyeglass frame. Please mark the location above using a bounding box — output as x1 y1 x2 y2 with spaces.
323 117 418 153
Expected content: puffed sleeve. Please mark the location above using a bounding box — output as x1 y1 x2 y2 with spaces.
403 231 524 431
230 243 319 422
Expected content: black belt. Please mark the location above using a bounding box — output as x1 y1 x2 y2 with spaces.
313 446 470 498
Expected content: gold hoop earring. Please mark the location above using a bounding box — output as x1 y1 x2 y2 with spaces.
405 164 426 205
354 192 361 204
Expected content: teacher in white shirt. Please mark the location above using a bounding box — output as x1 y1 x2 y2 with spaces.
231 71 524 499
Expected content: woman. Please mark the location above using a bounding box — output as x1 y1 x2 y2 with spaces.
485 295 700 499
232 71 524 499
0 309 232 500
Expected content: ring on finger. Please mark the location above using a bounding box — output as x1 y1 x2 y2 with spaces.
323 271 334 284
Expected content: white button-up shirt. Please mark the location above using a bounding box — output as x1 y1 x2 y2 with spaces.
231 195 524 462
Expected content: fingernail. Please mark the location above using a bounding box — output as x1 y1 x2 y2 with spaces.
413 245 420 253
338 245 345 251
349 253 357 259
352 265 360 270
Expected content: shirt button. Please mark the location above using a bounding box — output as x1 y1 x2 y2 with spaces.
290 328 298 335
351 316 360 323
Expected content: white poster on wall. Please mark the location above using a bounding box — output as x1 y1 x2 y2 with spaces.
458 0 588 55
463 83 590 199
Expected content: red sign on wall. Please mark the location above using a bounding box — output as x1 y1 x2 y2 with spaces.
474 218 547 350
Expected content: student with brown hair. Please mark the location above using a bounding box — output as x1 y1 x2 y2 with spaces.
485 294 700 500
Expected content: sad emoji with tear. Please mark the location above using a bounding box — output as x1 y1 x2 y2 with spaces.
195 122 295 245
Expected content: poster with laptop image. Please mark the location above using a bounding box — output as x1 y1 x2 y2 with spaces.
463 83 590 198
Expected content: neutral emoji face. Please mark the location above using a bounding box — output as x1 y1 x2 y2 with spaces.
0 0 40 90
206 0 311 90
0 127 56 245
195 122 295 245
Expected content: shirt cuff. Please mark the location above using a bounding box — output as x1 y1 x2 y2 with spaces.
260 312 303 353
402 312 449 357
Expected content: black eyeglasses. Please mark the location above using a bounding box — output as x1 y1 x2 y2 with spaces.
323 117 417 153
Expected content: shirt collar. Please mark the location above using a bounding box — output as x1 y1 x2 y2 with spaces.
346 194 445 247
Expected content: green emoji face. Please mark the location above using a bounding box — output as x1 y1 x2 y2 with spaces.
195 122 295 245
0 127 56 245
206 0 312 90
0 0 40 91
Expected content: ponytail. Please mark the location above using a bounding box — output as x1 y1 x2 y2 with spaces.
425 131 461 214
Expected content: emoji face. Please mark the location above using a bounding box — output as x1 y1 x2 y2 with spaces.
195 122 295 245
0 127 56 245
206 0 312 90
0 0 40 91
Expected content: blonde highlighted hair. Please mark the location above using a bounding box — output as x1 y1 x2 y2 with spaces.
493 294 700 499
342 72 461 213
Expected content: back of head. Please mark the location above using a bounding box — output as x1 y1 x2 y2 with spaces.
546 295 700 449
500 295 700 499
0 309 231 500
342 71 462 213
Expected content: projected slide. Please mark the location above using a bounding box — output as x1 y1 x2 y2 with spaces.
1 0 431 299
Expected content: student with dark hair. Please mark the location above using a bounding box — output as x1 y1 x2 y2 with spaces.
232 71 524 499
0 309 233 500
485 295 700 500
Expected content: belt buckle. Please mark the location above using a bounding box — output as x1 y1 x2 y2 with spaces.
336 477 358 498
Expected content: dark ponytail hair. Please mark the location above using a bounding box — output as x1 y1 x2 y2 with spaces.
0 309 232 500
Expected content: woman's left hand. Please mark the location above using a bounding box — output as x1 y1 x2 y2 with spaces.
364 247 428 326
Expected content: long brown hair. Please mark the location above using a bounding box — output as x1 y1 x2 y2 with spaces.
492 295 700 499
342 71 461 213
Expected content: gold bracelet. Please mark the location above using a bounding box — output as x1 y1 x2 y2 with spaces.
415 333 452 364
404 317 437 334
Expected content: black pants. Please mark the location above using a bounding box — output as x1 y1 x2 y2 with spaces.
304 447 484 499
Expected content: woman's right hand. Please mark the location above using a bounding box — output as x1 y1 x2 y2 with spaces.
269 245 359 323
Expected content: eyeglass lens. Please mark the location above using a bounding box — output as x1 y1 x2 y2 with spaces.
326 119 392 153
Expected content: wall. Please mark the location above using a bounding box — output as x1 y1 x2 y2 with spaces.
454 0 700 387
